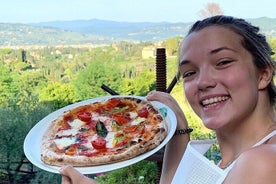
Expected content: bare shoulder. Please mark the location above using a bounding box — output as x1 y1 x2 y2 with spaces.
224 142 276 183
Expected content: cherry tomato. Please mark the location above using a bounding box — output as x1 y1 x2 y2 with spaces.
77 111 91 122
124 125 138 133
63 115 73 122
92 137 107 149
104 98 121 110
112 114 128 126
88 120 98 129
138 107 149 118
139 127 145 134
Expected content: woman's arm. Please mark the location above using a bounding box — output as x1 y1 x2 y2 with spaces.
146 91 190 184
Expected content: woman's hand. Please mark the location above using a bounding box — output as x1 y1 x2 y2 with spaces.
59 166 98 184
146 91 188 129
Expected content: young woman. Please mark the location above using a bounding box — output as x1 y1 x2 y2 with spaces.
59 15 276 183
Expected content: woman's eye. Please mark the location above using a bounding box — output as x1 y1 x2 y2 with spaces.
182 71 196 78
217 59 233 66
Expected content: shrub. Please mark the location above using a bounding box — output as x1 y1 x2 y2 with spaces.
95 160 157 184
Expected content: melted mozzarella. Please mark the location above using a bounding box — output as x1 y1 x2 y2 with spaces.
128 112 138 119
91 113 109 122
69 119 85 129
54 137 76 150
131 117 146 125
105 132 116 148
57 129 79 137
57 119 85 137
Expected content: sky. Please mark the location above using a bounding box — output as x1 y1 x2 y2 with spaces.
0 0 275 24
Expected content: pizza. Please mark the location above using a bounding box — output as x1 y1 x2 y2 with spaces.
40 96 168 167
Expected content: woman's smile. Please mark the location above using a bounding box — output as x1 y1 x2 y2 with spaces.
201 95 230 107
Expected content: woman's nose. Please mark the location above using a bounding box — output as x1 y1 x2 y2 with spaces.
196 68 216 90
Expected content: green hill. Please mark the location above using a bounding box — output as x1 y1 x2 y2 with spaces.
0 17 276 46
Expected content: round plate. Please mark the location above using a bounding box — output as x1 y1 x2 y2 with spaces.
23 95 176 174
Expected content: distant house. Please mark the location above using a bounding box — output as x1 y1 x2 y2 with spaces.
142 46 156 59
142 42 167 59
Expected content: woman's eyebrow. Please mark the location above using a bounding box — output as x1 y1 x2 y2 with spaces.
210 46 237 54
179 46 237 66
179 59 190 66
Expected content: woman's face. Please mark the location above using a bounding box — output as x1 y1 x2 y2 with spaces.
179 26 262 130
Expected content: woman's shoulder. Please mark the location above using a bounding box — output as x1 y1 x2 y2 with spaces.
238 133 276 165
239 139 276 172
242 142 276 164
224 140 276 183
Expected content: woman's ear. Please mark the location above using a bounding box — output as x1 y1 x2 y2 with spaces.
258 66 274 90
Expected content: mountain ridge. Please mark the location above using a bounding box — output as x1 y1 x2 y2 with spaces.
1 17 276 46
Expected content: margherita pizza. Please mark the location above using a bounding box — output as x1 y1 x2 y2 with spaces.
40 97 168 166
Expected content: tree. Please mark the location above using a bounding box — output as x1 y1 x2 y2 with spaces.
268 37 276 60
198 2 224 19
0 62 19 105
0 98 55 183
165 37 183 56
39 82 78 109
120 70 156 96
73 60 122 100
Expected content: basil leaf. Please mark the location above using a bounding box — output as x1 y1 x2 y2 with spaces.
159 107 167 117
96 121 108 138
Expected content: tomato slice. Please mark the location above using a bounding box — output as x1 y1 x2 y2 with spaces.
77 111 91 122
92 137 107 149
138 107 149 118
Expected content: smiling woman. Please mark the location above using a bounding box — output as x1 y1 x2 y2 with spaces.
58 15 276 184
166 15 276 184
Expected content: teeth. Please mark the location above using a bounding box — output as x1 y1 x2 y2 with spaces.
202 96 229 106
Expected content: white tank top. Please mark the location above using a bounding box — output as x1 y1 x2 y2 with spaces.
171 130 276 184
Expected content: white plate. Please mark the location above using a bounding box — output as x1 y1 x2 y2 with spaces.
23 95 177 174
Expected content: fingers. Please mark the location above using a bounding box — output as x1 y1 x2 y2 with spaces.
146 91 168 101
146 91 188 128
59 166 85 184
59 166 98 184
61 175 71 184
146 91 177 108
59 165 81 178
